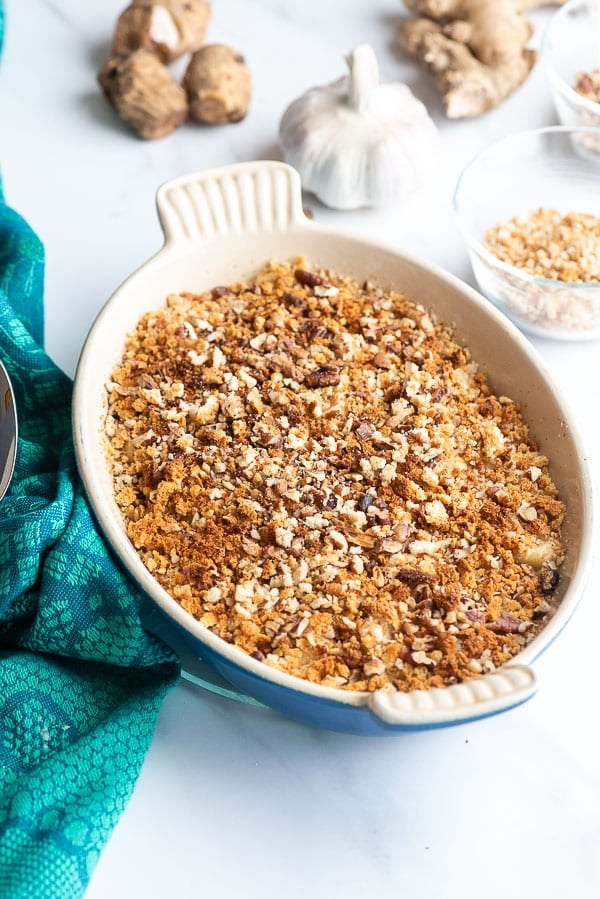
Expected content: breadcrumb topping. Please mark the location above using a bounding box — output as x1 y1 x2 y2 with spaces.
105 260 565 692
485 208 600 284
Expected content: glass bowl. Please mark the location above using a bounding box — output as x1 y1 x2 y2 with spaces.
542 0 600 140
454 126 600 340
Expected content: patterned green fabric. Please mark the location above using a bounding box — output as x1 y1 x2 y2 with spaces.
0 7 180 895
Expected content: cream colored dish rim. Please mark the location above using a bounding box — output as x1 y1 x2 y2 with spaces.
73 161 595 727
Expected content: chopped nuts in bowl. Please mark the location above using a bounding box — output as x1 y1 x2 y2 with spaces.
73 162 594 734
454 127 600 339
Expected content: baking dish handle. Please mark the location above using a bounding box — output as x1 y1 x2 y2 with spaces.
156 160 308 246
368 664 536 728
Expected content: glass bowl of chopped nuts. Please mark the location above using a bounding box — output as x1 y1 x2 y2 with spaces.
542 0 600 139
454 126 600 340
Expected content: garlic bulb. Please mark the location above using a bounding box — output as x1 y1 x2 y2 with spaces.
279 44 438 211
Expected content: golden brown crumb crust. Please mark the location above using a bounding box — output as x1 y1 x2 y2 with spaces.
106 260 565 692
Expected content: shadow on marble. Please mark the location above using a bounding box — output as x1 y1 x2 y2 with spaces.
378 11 446 119
78 90 136 137
87 37 112 72
233 140 283 164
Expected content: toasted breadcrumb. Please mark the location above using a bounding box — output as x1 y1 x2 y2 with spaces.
485 208 600 284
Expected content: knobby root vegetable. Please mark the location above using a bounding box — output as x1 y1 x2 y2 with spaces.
99 49 188 139
184 44 252 123
113 0 211 64
398 0 565 118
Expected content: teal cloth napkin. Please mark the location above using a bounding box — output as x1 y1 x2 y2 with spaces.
0 8 180 896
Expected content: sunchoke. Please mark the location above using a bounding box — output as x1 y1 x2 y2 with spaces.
99 49 188 139
184 44 251 124
113 0 211 63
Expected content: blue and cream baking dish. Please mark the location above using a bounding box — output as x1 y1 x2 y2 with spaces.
73 161 594 735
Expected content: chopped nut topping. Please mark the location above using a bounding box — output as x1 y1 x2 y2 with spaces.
106 259 566 693
373 351 393 369
295 268 325 287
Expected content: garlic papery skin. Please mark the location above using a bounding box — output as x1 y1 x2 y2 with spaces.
279 44 438 211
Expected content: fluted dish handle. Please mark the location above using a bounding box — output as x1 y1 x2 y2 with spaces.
369 665 536 728
156 160 307 246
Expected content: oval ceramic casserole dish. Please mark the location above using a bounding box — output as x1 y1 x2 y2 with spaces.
73 161 594 735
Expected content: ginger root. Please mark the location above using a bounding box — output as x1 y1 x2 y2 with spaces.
398 0 565 118
113 0 211 64
184 45 252 124
99 49 188 139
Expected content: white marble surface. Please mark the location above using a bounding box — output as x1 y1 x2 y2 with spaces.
2 1 600 896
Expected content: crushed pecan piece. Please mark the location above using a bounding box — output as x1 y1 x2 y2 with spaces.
266 354 305 383
295 268 325 287
395 568 435 585
305 365 340 388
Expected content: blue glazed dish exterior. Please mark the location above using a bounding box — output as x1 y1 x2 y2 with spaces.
142 599 534 736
